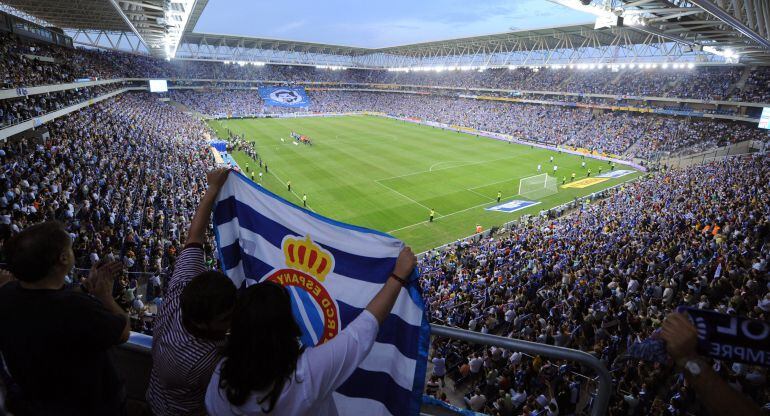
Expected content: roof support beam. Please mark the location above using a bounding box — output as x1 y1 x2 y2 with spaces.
108 0 149 51
688 0 770 49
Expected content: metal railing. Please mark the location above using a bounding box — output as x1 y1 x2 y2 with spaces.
430 325 611 416
121 324 612 416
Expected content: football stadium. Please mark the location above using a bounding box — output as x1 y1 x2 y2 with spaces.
0 0 768 415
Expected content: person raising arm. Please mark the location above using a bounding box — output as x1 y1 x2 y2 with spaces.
205 246 418 415
660 312 762 416
147 168 238 416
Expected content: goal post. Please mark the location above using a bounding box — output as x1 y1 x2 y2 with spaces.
518 174 558 200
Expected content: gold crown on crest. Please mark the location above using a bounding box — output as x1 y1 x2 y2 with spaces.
283 235 333 281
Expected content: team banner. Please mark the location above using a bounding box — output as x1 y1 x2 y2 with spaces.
258 86 311 107
485 200 540 213
561 177 608 189
681 307 770 367
596 169 634 179
212 172 429 415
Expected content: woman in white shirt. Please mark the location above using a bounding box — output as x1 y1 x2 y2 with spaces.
205 247 417 415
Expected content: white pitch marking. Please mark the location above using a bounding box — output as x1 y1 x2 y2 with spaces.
387 199 496 233
374 180 436 213
378 151 538 182
465 188 495 201
428 161 465 172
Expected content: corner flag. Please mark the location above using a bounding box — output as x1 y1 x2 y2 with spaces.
212 171 429 415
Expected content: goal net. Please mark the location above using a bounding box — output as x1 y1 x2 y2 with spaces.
518 174 558 200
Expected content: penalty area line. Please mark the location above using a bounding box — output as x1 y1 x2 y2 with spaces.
374 180 436 214
387 199 498 234
465 188 496 201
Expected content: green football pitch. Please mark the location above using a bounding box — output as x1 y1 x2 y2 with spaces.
208 115 641 252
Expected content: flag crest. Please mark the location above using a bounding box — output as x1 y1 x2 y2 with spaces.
212 172 429 416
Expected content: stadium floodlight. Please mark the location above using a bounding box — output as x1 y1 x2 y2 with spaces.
687 63 695 69
629 63 636 69
652 63 658 68
518 174 558 200
661 63 669 69
620 63 627 69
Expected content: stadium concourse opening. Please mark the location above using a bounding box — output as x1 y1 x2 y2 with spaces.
0 1 768 416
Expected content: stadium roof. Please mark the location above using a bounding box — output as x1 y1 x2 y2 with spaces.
175 23 735 68
3 0 769 65
374 24 651 57
177 23 654 58
1 0 207 57
554 0 770 63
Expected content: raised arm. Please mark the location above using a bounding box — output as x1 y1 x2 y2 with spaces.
660 312 762 416
365 246 417 324
307 246 418 396
186 169 230 246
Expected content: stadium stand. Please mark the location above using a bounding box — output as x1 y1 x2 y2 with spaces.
0 29 768 105
171 89 767 158
0 2 769 415
420 155 770 414
0 92 214 325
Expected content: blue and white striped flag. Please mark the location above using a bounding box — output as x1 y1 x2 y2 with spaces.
212 172 430 415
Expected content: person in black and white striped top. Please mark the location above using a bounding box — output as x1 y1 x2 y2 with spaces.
146 169 236 416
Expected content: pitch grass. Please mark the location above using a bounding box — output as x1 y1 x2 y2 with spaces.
208 115 641 252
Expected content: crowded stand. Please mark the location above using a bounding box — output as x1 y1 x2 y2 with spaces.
2 30 769 106
0 83 126 127
170 89 767 158
1 10 770 416
0 92 214 325
420 155 770 414
736 68 770 104
171 89 266 117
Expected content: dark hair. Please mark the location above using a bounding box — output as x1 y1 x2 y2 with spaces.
219 281 304 412
4 221 71 282
181 271 237 335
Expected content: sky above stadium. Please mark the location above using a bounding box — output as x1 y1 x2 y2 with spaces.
193 0 595 48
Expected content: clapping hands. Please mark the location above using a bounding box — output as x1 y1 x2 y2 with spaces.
83 261 123 301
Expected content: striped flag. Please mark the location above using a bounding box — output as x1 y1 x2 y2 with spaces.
212 172 429 415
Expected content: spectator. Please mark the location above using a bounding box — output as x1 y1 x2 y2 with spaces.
204 246 417 415
146 169 237 416
0 221 129 415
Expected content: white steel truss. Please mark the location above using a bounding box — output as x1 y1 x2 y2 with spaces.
562 0 770 63
2 0 206 58
68 29 147 54
175 24 728 69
